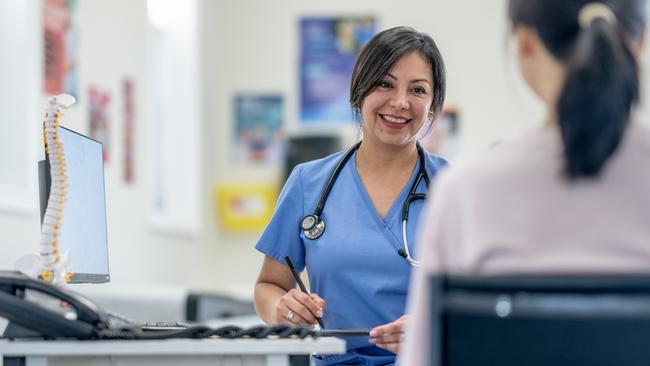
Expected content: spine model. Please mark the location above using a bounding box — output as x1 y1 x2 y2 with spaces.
40 94 75 285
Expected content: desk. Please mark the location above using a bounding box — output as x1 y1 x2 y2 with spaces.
0 337 346 366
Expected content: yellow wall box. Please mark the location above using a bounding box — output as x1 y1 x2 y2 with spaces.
215 184 277 231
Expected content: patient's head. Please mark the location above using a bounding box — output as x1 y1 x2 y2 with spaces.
508 0 646 179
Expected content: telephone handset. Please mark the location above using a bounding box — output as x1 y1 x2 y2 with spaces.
0 270 109 339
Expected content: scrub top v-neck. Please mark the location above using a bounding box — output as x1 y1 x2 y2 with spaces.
255 148 448 364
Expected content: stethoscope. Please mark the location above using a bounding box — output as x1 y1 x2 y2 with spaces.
300 141 430 266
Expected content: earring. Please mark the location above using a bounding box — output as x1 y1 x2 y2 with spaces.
428 110 434 120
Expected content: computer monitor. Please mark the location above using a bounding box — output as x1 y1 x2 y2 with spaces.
429 274 650 366
38 126 110 283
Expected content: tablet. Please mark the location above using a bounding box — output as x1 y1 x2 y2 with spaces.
319 329 371 337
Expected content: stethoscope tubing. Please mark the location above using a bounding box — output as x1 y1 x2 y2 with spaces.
402 219 420 266
302 141 430 266
313 142 361 217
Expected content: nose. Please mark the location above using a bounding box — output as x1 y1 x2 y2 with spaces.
389 88 409 110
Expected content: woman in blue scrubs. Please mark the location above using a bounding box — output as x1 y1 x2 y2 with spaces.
254 26 448 365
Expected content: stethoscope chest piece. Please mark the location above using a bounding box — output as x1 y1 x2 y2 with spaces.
301 214 325 240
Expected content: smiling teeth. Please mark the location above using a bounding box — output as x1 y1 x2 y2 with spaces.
383 115 408 123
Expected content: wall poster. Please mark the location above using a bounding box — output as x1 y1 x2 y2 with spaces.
233 94 284 166
420 105 461 160
88 86 111 163
299 16 376 124
123 79 135 183
43 0 79 97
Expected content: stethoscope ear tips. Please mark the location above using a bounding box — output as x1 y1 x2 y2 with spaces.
301 214 325 240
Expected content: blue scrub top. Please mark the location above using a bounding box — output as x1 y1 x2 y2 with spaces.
256 147 448 366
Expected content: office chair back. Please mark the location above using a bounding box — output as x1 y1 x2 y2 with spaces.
429 275 650 366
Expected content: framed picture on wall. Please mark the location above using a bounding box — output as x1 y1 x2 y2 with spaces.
233 93 284 166
299 16 376 125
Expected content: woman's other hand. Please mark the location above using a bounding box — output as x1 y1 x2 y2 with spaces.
369 315 408 354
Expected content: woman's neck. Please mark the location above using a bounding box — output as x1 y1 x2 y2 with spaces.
356 139 419 174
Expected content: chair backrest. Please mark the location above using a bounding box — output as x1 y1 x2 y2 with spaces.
429 274 650 366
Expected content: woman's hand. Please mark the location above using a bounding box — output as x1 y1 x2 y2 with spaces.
369 315 408 354
275 288 325 326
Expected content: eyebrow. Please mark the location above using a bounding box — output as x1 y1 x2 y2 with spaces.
386 73 433 86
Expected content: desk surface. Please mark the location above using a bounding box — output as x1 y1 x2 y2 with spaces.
0 337 346 356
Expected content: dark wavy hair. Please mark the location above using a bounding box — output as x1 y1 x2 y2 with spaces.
509 0 646 179
349 26 446 121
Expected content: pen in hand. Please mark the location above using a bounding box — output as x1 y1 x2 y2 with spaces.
284 256 326 329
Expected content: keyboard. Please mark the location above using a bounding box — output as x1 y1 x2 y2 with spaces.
105 310 190 330
137 321 190 330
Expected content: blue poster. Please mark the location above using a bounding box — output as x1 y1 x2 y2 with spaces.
234 94 284 166
300 17 376 124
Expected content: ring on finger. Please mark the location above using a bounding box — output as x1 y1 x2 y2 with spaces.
285 310 294 321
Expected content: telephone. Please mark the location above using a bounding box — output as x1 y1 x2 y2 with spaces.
0 270 108 340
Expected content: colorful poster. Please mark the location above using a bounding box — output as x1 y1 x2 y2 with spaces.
43 0 79 97
421 105 461 160
88 86 111 163
234 94 284 165
123 79 135 183
300 16 376 124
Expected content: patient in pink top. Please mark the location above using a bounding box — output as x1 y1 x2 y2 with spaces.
400 0 650 364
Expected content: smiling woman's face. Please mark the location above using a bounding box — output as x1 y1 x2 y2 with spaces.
360 51 434 149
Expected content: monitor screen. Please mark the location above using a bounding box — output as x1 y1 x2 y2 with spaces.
38 126 110 283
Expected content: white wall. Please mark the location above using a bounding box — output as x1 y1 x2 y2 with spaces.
1 0 649 302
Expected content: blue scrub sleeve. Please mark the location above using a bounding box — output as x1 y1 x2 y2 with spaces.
255 165 307 271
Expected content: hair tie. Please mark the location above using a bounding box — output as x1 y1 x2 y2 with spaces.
578 3 617 29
